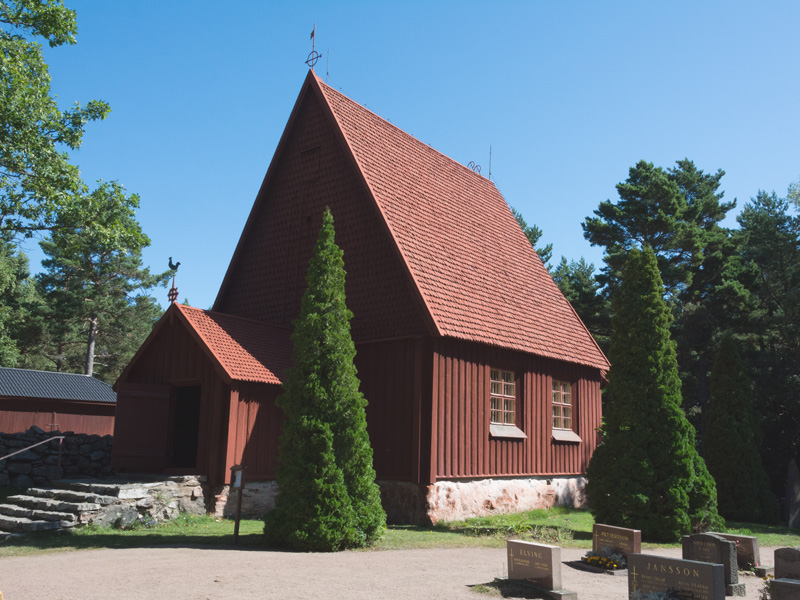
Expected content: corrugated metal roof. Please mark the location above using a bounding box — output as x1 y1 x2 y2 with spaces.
0 368 116 403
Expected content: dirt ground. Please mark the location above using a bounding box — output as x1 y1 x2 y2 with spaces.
0 544 776 600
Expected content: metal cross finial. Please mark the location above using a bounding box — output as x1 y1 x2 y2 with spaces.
306 23 322 69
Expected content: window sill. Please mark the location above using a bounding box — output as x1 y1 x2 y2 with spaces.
552 429 582 443
490 424 527 439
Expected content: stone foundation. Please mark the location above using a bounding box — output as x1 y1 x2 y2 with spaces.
211 480 279 518
423 476 587 523
216 476 586 525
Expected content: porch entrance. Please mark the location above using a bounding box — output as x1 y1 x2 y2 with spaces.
170 386 201 468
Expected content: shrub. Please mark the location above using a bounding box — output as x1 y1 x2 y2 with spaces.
586 247 723 541
264 208 385 551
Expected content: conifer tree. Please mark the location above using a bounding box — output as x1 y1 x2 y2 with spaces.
265 208 385 551
586 247 723 541
705 333 778 523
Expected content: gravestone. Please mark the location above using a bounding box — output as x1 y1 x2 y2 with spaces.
775 547 800 580
628 553 724 600
714 533 761 570
682 532 745 596
788 460 800 530
593 523 642 558
507 540 577 600
769 578 800 600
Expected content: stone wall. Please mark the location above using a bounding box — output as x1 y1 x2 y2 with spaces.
92 476 207 527
0 426 112 487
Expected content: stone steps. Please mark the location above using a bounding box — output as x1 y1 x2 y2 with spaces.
7 494 101 514
0 475 207 539
0 503 78 523
0 513 65 533
25 487 117 505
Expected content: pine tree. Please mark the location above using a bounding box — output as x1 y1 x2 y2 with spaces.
33 182 167 381
705 332 778 523
265 208 385 551
586 247 723 541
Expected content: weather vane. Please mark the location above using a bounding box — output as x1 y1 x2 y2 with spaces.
306 23 322 69
168 257 180 304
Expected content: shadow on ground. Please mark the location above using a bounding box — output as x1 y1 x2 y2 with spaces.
468 579 549 598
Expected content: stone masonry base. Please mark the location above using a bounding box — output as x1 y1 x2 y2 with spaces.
210 476 586 525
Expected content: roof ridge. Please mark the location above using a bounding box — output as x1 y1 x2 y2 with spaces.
0 366 101 380
316 77 498 191
175 304 291 332
309 74 442 338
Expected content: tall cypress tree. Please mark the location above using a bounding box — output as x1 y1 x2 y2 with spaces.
264 208 385 551
586 247 723 541
705 332 778 523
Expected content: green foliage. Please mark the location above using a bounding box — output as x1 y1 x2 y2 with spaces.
265 208 385 551
0 241 38 364
511 206 553 268
586 248 723 541
551 256 611 352
583 159 733 301
583 159 745 452
26 182 166 381
705 333 779 523
0 0 110 238
737 189 800 493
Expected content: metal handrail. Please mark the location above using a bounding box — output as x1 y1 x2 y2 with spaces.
0 435 65 466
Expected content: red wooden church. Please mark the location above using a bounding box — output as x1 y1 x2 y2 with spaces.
113 71 609 523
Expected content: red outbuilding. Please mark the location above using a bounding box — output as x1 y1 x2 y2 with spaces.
0 367 116 436
113 71 609 523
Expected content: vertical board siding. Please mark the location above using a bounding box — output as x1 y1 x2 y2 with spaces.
430 339 603 480
233 381 282 481
117 318 232 485
355 338 424 482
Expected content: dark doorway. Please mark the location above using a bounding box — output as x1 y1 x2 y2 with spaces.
170 386 201 468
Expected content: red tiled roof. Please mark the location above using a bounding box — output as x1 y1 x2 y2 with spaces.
176 304 291 384
314 74 609 370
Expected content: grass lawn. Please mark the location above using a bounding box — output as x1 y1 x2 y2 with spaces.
1 507 798 559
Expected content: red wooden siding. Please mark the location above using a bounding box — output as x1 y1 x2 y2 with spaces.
355 338 431 483
214 87 429 343
114 316 232 486
430 339 602 480
0 398 114 436
225 381 282 481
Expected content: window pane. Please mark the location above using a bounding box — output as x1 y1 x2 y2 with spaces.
491 381 501 395
491 410 501 423
491 369 499 381
563 406 571 419
553 415 561 429
505 412 514 424
504 383 514 397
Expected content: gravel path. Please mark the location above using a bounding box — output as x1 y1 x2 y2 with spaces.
0 545 775 600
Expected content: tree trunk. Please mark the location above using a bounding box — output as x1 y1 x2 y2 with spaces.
85 315 98 377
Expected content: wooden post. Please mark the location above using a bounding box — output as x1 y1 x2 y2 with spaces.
230 465 245 544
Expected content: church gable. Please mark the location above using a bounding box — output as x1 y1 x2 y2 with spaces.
214 78 430 341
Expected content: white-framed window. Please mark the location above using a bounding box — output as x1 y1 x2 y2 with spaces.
490 368 516 425
552 380 572 430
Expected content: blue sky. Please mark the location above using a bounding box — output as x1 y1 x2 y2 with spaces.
25 1 800 310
